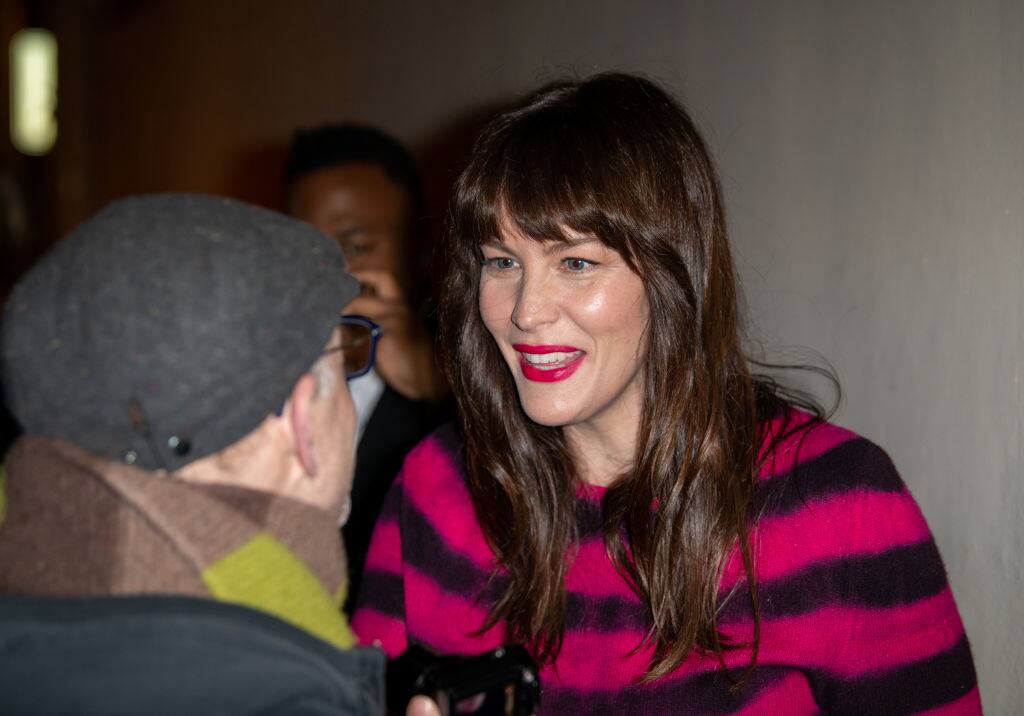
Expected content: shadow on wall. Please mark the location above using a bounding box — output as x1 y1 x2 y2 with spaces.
413 100 512 304
1 168 32 458
224 143 290 212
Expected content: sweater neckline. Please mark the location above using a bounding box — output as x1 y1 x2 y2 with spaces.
575 480 608 502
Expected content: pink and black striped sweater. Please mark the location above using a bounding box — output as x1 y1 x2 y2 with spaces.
353 412 981 714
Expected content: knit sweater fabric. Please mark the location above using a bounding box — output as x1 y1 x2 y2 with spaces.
352 412 981 714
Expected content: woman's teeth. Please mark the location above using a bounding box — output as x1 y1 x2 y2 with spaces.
520 351 582 367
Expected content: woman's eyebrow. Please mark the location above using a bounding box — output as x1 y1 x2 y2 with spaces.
543 236 600 254
480 239 511 251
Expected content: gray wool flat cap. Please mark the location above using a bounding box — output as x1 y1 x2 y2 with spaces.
1 193 360 470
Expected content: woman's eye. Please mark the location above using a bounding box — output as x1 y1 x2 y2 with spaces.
562 257 594 272
483 256 518 271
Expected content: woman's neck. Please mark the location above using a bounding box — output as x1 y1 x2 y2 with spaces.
563 417 639 487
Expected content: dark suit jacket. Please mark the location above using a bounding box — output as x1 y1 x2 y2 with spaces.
343 386 447 612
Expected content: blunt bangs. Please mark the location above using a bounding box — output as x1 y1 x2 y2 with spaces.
452 78 697 270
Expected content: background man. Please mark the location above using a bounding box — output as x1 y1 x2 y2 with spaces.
0 194 384 714
284 125 447 609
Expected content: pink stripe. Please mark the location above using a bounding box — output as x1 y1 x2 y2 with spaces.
403 565 504 654
733 671 818 715
351 609 407 657
396 436 468 510
719 591 966 676
405 436 466 494
757 410 858 480
919 688 983 715
731 489 931 583
361 519 402 572
402 445 500 570
536 629 682 689
405 495 497 570
565 540 644 598
531 588 964 690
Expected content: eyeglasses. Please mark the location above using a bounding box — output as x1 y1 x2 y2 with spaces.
338 314 382 380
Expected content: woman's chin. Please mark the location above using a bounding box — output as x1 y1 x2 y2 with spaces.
518 401 579 428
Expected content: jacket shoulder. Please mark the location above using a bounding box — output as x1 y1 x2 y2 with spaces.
0 595 385 715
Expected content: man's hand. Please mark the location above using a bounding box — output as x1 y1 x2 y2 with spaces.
347 269 446 403
406 695 441 716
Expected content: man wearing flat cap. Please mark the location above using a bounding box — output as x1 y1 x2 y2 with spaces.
0 194 386 714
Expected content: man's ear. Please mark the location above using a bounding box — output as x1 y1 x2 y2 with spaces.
287 372 318 477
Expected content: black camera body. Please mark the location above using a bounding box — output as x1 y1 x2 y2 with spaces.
387 643 539 716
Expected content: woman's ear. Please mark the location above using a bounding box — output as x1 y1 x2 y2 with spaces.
287 372 319 477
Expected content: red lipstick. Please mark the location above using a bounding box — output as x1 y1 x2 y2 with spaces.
512 344 578 353
512 344 586 383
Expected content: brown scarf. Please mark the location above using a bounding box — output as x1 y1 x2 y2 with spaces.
0 435 354 647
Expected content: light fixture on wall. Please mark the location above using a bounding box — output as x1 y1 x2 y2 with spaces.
10 28 58 156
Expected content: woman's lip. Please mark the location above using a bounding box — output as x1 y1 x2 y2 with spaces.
511 343 582 354
518 353 585 383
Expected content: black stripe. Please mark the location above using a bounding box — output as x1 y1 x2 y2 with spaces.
808 633 977 715
428 426 903 524
402 498 499 598
399 516 949 632
575 440 904 534
397 534 950 636
403 490 653 633
376 476 404 521
575 499 605 537
428 422 463 466
356 568 405 620
541 635 977 716
755 437 904 518
719 539 950 624
567 539 951 632
541 664 790 714
403 487 654 634
430 423 606 540
565 591 650 633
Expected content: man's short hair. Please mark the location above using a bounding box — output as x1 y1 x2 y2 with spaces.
283 123 422 207
1 193 359 471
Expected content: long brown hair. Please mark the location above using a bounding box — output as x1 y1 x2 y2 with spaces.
439 73 799 680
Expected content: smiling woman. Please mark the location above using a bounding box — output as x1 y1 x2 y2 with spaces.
353 74 981 714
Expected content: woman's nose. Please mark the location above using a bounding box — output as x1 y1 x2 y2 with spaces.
511 273 558 332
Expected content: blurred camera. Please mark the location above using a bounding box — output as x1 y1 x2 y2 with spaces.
386 643 539 716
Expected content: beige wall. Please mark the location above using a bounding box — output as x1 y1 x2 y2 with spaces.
86 1 1022 708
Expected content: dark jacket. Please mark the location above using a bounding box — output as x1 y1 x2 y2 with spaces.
0 595 384 715
345 386 446 610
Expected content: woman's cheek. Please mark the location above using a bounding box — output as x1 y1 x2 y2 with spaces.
478 280 513 331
